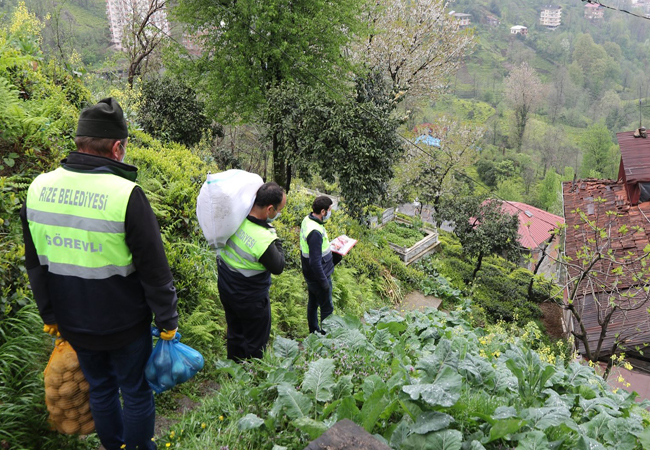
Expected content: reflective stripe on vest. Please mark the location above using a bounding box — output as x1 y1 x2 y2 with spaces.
300 215 331 258
26 167 137 279
220 219 277 277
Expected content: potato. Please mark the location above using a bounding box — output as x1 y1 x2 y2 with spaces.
48 359 66 374
64 407 80 420
60 419 80 434
79 419 95 435
70 392 87 408
73 370 86 383
62 370 74 382
78 380 89 393
53 421 66 433
78 412 93 425
58 380 77 398
47 402 63 417
45 386 60 402
77 401 90 415
63 352 80 371
45 371 63 389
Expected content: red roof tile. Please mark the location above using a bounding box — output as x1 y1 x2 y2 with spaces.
617 130 650 185
562 178 650 357
499 201 564 250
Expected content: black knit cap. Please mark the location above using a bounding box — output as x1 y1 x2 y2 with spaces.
75 97 128 139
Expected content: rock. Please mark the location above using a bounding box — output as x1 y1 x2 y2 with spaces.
302 419 392 450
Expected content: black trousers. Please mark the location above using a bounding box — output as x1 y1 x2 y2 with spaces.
218 289 271 361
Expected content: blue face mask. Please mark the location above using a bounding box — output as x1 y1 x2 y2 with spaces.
267 210 281 223
323 210 331 221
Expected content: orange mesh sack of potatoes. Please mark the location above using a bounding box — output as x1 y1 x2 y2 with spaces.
43 339 95 435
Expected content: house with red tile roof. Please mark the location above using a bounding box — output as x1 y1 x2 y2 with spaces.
562 129 650 361
499 201 563 276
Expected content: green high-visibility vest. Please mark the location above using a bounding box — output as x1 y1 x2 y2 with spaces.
220 219 277 277
25 167 137 279
300 215 331 258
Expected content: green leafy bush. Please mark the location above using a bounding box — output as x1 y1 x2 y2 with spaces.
473 263 542 323
138 76 212 146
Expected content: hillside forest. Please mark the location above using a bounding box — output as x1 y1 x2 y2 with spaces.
4 0 650 449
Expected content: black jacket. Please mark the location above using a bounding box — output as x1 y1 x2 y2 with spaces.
301 214 335 289
20 152 178 351
217 215 285 302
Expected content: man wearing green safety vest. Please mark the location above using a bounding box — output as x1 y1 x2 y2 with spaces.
218 182 286 360
20 98 178 450
300 195 340 334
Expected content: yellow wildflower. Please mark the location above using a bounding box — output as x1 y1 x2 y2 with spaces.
219 415 224 421
201 422 206 429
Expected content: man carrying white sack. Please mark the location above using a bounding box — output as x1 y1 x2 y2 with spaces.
217 182 286 361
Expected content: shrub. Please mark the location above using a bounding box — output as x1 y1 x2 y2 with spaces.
138 76 212 146
436 256 474 288
473 263 541 323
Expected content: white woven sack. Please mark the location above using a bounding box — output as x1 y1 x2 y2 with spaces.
196 170 264 248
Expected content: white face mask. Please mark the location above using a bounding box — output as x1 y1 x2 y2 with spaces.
323 210 331 221
119 143 127 162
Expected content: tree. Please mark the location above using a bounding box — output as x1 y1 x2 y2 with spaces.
138 76 212 146
265 75 403 219
352 0 475 102
439 196 520 279
504 62 544 151
524 120 564 178
547 66 569 124
173 0 361 188
536 170 561 214
123 0 170 87
403 116 483 207
558 198 650 377
580 122 616 178
572 33 620 100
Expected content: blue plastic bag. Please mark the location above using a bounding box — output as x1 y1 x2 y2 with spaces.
144 327 205 394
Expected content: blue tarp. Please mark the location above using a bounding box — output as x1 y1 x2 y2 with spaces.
414 135 441 147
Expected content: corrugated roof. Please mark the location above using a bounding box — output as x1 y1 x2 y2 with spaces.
562 178 650 356
617 130 650 184
499 201 564 250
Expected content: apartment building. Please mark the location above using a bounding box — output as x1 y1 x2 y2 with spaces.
540 5 562 30
584 3 604 19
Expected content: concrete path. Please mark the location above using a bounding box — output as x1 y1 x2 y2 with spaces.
399 290 442 313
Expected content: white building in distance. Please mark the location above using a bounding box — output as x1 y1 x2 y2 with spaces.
540 5 562 30
510 25 528 36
